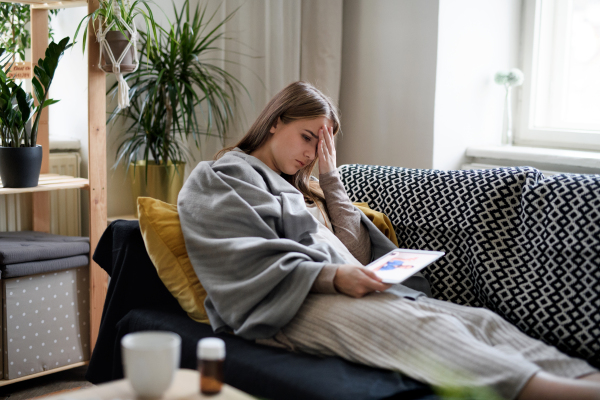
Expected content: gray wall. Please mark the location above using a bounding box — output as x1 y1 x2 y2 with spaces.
337 0 522 171
337 0 440 169
433 0 522 170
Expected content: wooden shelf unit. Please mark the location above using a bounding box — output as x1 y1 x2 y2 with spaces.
0 174 89 194
0 0 108 386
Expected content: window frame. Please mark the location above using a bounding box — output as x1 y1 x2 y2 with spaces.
517 0 600 151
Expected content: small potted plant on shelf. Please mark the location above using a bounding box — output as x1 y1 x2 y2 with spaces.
0 37 72 188
107 0 250 214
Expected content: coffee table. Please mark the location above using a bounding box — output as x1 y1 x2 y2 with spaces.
42 368 255 399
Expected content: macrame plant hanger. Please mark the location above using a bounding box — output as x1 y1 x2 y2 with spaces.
96 0 139 110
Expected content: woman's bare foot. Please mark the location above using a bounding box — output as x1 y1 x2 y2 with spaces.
580 372 600 384
518 371 600 400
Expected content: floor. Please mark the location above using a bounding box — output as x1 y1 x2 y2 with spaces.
0 365 93 400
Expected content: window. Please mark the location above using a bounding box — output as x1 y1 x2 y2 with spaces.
518 0 600 151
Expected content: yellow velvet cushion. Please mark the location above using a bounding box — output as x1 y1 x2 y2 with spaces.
352 202 399 247
137 197 210 324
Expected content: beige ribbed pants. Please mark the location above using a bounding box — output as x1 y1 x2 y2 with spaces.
267 290 597 400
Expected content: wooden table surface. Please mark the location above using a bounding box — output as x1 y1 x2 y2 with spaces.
42 368 255 399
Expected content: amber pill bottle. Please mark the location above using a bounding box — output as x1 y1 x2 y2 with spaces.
197 338 225 395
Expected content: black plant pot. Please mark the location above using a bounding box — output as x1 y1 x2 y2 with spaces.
0 145 43 188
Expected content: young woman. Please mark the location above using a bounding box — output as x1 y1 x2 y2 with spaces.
178 81 600 400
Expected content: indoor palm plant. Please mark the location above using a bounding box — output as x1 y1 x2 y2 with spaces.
0 37 72 188
107 0 249 213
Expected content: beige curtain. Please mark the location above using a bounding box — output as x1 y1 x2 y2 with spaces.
216 0 343 139
186 0 342 171
300 0 343 107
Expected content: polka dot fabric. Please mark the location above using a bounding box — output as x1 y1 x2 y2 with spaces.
2 267 90 379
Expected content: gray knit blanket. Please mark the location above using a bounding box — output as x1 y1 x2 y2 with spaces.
178 151 429 340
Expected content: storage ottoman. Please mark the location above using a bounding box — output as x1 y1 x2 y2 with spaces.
0 232 91 380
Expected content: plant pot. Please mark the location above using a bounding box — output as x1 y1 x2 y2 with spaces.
101 30 137 74
0 145 43 188
129 161 186 218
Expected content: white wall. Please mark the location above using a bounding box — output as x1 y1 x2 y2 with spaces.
49 7 90 235
338 0 522 171
337 0 440 169
433 0 521 170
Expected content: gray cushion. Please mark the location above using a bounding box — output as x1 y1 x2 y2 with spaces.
1 255 89 278
0 231 89 264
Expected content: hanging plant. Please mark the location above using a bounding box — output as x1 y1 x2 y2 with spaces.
74 0 166 109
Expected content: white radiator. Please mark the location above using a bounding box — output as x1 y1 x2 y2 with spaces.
0 152 81 236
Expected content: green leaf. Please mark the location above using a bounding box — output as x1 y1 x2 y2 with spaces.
58 36 70 50
32 78 44 104
34 66 50 89
73 14 93 53
15 87 30 123
43 58 56 82
39 98 60 108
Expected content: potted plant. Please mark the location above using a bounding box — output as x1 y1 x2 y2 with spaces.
0 37 72 188
74 0 163 74
118 88 187 212
107 0 249 214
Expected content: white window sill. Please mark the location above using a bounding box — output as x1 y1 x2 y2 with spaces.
465 145 600 170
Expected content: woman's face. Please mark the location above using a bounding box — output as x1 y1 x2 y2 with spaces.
253 116 333 175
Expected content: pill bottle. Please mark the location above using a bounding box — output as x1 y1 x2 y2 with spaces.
197 337 225 395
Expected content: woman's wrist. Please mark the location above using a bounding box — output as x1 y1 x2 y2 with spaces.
319 170 342 192
310 264 340 294
319 169 339 180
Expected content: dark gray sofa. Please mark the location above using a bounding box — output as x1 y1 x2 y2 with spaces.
86 164 600 399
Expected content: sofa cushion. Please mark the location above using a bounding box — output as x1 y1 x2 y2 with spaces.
339 164 600 367
354 202 399 246
137 197 210 324
1 255 89 278
0 231 89 264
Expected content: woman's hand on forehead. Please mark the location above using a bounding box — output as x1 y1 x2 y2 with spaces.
318 124 336 175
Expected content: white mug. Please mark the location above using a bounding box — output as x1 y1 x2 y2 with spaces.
121 331 182 398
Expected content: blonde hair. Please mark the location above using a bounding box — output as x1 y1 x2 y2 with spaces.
216 81 340 205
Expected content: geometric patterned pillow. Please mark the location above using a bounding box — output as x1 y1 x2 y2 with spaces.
339 164 600 367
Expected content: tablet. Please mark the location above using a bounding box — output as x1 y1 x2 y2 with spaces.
366 248 445 284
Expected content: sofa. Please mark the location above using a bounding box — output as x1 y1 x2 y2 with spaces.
86 164 600 399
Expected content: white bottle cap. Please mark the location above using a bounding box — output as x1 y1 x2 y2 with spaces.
197 337 225 360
